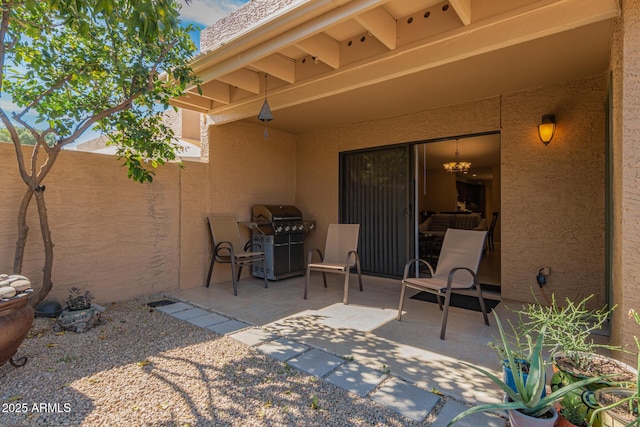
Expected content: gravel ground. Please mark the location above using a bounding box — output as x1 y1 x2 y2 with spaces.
1 298 429 426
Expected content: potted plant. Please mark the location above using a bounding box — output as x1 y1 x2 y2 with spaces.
557 403 590 427
488 315 548 397
448 311 609 427
588 309 640 427
512 294 635 424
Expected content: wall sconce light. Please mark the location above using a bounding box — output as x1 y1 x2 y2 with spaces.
538 114 556 145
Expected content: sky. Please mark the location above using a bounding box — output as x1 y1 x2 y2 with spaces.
180 0 249 50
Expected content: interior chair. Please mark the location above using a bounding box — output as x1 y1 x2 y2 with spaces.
304 224 363 304
487 211 499 251
397 228 489 340
206 216 268 296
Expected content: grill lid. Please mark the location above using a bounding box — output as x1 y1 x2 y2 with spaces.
252 205 302 223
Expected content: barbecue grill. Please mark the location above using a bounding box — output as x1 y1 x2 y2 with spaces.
251 205 314 280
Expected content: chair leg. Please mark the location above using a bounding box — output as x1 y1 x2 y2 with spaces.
440 291 453 340
397 283 407 321
206 254 215 288
343 271 350 305
356 260 363 292
304 267 311 299
260 259 268 288
322 272 328 288
230 258 238 296
475 284 490 326
237 266 243 282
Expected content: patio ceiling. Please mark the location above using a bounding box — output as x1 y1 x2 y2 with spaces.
172 0 619 135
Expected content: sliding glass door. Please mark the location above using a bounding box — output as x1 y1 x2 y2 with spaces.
339 145 412 277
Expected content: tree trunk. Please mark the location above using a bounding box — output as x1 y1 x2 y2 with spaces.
12 188 33 274
28 186 54 308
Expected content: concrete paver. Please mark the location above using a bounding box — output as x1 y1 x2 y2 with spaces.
431 400 506 427
187 312 229 327
371 377 440 422
206 319 251 335
154 302 192 314
325 362 388 397
230 327 277 346
171 307 210 320
256 338 309 361
287 348 345 378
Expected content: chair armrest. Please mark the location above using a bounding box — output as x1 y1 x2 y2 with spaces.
345 250 360 268
446 267 478 287
245 240 264 252
307 248 324 265
214 241 235 257
402 258 435 279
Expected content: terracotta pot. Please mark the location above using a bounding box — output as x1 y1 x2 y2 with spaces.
556 414 582 427
508 407 558 427
0 295 34 366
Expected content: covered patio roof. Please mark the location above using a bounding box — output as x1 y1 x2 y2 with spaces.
172 0 619 134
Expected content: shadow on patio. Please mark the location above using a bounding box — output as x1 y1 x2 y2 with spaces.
169 273 522 407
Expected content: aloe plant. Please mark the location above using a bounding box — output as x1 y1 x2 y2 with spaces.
447 311 610 426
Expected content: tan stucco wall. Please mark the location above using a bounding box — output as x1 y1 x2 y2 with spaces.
0 143 210 304
501 78 606 304
296 79 606 307
610 0 640 365
205 121 297 284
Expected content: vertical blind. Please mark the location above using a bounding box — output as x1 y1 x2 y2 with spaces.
340 146 412 277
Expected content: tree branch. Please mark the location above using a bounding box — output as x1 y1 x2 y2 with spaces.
15 74 74 122
0 107 34 186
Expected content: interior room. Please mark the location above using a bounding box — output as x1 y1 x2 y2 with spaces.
415 133 501 288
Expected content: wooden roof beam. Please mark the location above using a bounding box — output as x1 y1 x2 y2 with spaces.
449 0 472 25
253 54 297 83
189 80 231 104
295 33 340 69
354 6 397 50
217 68 261 94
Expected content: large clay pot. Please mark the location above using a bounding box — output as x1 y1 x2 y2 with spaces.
595 388 639 427
551 352 637 427
508 406 558 427
0 295 34 367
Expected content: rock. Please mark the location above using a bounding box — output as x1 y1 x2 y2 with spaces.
54 306 104 333
10 279 31 292
0 286 17 298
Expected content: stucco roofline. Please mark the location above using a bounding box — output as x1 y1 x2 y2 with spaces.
190 0 352 74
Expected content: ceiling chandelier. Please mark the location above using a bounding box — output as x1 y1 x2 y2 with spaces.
442 139 471 174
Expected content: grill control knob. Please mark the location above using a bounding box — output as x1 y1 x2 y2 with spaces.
276 225 283 232
284 225 290 231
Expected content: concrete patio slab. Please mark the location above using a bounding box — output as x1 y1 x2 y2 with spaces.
256 338 308 361
287 348 344 378
325 362 388 397
370 376 440 422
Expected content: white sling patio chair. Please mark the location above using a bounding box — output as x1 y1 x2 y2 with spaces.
397 228 489 340
304 224 363 304
206 216 268 296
